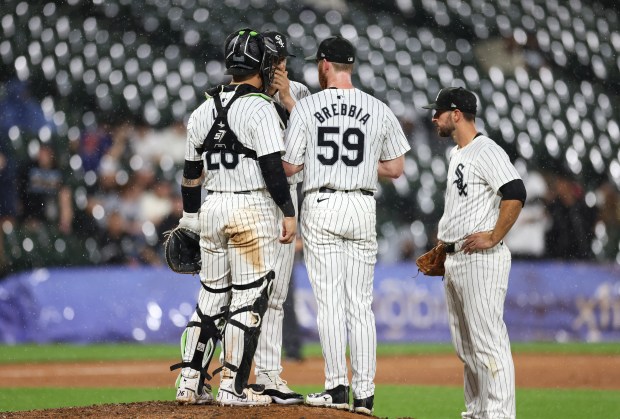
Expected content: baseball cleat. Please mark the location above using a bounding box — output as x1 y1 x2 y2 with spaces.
352 395 374 415
256 372 304 405
175 375 214 405
305 384 350 410
216 378 272 406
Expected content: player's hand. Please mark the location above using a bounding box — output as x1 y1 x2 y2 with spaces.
462 231 495 254
280 216 297 244
178 211 200 234
272 69 290 96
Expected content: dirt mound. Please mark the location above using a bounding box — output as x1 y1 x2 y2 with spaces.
0 401 395 419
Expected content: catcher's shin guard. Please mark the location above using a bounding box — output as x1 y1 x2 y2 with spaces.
170 303 228 384
221 270 274 395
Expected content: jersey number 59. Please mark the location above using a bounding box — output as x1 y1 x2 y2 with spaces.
317 126 365 167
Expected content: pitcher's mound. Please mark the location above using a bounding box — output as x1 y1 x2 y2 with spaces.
0 401 401 419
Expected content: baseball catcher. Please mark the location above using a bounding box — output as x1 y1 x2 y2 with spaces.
415 243 447 276
164 226 201 275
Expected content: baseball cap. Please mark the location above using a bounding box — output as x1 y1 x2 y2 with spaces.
305 36 355 64
422 87 477 115
263 31 295 58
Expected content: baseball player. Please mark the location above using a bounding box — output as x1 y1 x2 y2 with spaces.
282 36 411 415
172 28 297 407
251 31 310 405
422 87 526 419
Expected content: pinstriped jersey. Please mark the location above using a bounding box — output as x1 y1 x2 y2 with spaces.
272 80 311 108
185 86 285 192
283 88 410 193
438 135 521 242
273 80 311 186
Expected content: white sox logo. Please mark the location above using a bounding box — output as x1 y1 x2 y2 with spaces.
214 121 226 142
274 35 285 49
453 163 468 196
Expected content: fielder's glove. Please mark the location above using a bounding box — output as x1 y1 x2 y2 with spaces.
164 225 201 275
415 243 447 277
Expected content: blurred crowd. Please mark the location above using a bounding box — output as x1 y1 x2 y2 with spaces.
1 75 619 279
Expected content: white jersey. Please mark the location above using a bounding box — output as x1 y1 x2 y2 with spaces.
438 135 521 243
273 80 311 186
185 87 284 192
283 88 410 193
272 80 311 107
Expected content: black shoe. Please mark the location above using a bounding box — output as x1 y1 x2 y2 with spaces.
353 395 374 415
306 384 350 409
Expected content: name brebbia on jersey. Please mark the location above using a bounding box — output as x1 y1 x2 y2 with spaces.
313 103 371 125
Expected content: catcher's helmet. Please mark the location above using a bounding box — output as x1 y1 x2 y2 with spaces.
224 28 278 92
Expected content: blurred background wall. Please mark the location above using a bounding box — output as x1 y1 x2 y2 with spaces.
0 0 618 343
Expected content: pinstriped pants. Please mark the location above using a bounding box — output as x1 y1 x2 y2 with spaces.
444 243 516 419
301 190 377 399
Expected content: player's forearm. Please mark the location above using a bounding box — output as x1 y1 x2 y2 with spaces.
279 94 295 113
258 152 295 217
378 156 404 179
490 200 523 245
182 159 204 213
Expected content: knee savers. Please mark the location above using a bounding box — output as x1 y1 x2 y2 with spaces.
223 270 274 395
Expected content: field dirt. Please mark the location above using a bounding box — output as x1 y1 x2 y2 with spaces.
1 353 619 418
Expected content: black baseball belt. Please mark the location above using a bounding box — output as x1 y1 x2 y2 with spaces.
445 240 504 254
207 190 252 195
318 186 373 196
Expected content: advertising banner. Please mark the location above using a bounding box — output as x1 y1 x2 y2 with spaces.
1 261 619 344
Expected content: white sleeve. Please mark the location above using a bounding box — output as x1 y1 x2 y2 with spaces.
476 143 521 192
380 109 411 160
249 100 285 158
184 112 201 161
283 104 307 165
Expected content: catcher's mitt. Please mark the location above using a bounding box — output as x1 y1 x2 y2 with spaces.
415 243 447 277
164 227 201 275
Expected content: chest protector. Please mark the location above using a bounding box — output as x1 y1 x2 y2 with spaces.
195 84 266 159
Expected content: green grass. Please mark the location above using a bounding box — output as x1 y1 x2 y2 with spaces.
1 342 618 364
1 385 618 418
1 343 619 417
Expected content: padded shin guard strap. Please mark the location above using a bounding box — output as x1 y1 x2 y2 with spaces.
170 305 226 380
231 273 273 394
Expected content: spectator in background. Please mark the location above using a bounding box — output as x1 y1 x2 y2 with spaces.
79 123 114 173
0 78 54 136
97 211 136 265
596 180 620 261
18 143 73 235
544 173 597 260
504 170 549 258
0 78 55 275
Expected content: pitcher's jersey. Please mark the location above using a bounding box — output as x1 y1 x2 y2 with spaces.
185 86 285 192
273 80 311 186
283 88 410 193
438 135 521 242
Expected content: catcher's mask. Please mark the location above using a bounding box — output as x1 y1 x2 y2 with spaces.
224 28 278 93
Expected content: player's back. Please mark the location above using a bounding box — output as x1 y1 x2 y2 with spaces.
289 88 402 193
186 88 284 192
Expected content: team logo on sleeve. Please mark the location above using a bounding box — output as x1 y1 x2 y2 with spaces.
453 163 468 196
